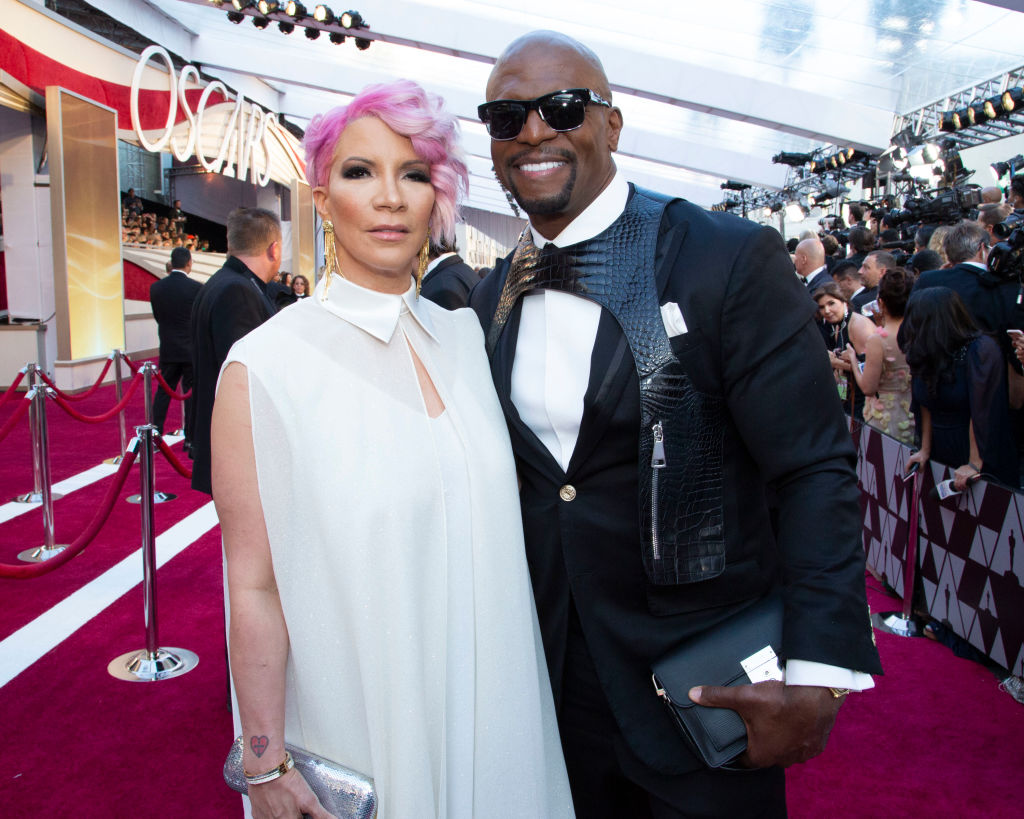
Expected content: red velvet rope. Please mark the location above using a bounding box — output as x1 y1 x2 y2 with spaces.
156 436 193 479
50 372 142 423
0 397 32 446
121 354 143 374
0 447 140 579
153 368 192 401
36 357 113 401
0 369 27 409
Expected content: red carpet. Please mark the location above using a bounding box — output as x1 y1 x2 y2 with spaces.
1 376 1022 817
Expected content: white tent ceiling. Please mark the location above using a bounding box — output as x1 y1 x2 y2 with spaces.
87 0 1024 210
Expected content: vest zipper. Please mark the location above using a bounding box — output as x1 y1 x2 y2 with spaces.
651 421 666 561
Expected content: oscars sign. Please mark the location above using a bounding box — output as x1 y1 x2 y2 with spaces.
129 45 275 187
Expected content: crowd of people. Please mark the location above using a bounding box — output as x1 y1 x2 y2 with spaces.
121 189 210 252
800 198 1024 492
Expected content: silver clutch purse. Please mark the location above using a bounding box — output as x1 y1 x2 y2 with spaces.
223 736 377 819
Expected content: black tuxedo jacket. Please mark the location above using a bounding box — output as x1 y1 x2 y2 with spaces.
914 262 1020 336
189 256 276 494
420 254 478 310
150 270 202 363
471 194 881 774
804 268 833 295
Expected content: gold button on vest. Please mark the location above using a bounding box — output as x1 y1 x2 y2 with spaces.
559 485 577 502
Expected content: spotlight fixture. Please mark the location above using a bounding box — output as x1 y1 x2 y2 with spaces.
340 10 363 28
252 14 270 27
257 0 280 13
285 1 306 17
785 202 810 222
967 100 991 126
278 20 294 32
1002 87 1023 112
329 31 346 44
313 3 334 22
304 26 320 39
227 10 245 22
939 111 958 132
771 151 814 166
355 37 371 50
231 0 254 9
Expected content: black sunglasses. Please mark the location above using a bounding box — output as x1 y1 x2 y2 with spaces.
478 88 612 141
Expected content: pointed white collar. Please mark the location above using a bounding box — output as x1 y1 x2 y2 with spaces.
314 273 437 344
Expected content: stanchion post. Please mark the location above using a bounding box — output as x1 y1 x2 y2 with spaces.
103 350 129 465
875 467 924 637
18 386 70 562
108 424 198 682
13 364 63 503
127 363 176 504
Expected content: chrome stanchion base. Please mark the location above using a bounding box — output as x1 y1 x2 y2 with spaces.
103 455 124 465
12 491 64 503
126 491 177 504
17 544 70 563
872 611 924 638
107 647 199 682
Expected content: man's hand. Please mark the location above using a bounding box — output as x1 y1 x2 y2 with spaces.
688 681 843 768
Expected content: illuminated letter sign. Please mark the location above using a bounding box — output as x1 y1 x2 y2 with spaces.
129 45 273 187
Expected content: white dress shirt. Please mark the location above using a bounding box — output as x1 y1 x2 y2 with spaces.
510 170 873 692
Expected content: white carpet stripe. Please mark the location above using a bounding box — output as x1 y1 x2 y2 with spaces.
0 501 218 688
0 434 185 526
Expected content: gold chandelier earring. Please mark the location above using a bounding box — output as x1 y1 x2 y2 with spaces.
416 233 431 297
322 218 338 300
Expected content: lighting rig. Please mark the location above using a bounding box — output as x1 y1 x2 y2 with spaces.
216 1 373 49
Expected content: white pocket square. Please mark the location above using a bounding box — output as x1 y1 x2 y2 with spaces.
660 301 688 338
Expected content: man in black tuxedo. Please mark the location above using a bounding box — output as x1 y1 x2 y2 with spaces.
851 249 893 317
190 208 280 494
420 238 479 309
470 31 880 818
914 220 1020 365
793 237 832 293
149 247 201 446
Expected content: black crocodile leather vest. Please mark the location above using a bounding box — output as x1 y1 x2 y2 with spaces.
488 187 726 585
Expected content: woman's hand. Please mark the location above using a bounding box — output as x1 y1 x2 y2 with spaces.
828 350 849 372
249 768 337 819
952 463 981 492
905 449 929 473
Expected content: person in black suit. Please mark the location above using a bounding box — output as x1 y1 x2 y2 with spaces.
149 247 201 445
470 31 880 818
913 220 1019 365
793 236 832 293
190 208 281 494
420 237 479 309
851 249 894 317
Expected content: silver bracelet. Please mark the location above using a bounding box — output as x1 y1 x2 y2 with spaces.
244 751 294 785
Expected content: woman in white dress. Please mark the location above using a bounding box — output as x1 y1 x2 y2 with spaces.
212 81 573 819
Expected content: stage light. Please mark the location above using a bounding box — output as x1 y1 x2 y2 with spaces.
967 101 992 126
304 26 320 39
227 10 245 22
785 202 809 222
355 37 371 50
314 4 334 22
953 108 969 129
939 111 958 132
329 31 345 44
771 152 813 166
278 20 294 32
231 0 254 9
257 1 279 14
1002 87 1024 112
907 143 939 166
340 10 363 28
285 1 306 17
252 14 270 27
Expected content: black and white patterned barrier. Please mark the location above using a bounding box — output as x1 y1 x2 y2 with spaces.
853 421 1024 676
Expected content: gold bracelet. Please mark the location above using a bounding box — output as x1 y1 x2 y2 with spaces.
244 751 294 785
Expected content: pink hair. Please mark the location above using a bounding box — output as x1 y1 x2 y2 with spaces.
303 80 468 245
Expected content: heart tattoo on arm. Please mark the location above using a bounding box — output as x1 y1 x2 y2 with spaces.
250 735 269 758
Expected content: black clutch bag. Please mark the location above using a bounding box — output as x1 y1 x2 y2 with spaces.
651 593 784 769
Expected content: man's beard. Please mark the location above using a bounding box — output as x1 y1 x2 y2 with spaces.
502 154 577 216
